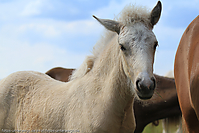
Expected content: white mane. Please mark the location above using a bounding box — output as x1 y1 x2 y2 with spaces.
70 4 151 81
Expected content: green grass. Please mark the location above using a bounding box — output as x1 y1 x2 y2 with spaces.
142 119 182 133
142 121 163 133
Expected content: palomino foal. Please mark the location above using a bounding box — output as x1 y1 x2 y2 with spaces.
0 1 161 133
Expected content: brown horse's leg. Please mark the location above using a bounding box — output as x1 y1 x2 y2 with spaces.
182 116 188 133
188 72 199 133
190 73 199 118
176 75 199 132
181 102 199 133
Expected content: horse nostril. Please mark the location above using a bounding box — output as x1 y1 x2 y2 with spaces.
136 77 156 91
149 77 156 90
136 78 141 91
135 77 155 100
136 77 156 99
151 77 156 82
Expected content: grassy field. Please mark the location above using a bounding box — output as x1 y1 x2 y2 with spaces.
142 122 163 133
142 119 181 133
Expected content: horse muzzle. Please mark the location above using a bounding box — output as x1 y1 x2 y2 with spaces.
135 76 156 100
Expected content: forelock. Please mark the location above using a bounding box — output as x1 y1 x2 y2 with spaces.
116 4 151 28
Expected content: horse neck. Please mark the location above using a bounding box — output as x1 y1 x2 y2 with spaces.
91 35 134 110
93 36 121 76
154 75 176 103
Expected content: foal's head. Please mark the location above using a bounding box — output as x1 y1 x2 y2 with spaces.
94 1 162 100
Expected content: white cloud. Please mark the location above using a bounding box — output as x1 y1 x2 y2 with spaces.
18 22 60 37
92 0 159 19
0 1 24 20
92 1 123 18
61 19 102 35
0 12 102 79
14 18 102 38
0 38 87 79
20 0 43 16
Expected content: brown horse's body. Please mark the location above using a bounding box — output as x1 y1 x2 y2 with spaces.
174 15 199 132
46 67 74 82
46 67 181 133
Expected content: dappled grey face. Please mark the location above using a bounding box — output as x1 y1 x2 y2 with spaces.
118 23 158 99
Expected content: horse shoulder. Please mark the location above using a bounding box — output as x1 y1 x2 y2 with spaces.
174 16 199 101
186 16 199 117
174 24 191 115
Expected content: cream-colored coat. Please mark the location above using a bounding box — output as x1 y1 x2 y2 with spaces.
0 1 161 133
0 40 135 132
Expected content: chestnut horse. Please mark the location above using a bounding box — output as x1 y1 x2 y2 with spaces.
46 67 181 133
174 15 199 132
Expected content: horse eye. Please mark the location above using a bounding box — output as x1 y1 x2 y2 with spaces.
119 44 126 51
154 41 158 50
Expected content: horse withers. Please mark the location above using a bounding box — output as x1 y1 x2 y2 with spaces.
174 16 199 132
0 1 161 133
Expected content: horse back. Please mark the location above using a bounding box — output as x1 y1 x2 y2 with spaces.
0 71 63 130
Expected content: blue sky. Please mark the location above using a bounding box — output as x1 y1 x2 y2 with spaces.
0 0 198 79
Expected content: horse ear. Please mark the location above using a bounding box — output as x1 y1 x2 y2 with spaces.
150 1 162 26
93 15 122 34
